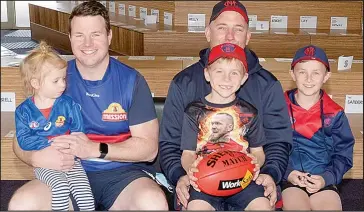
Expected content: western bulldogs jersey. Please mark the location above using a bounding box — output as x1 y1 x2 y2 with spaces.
15 95 83 151
65 57 156 172
284 89 354 186
180 97 265 156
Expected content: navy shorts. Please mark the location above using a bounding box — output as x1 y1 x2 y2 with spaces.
71 164 155 211
188 181 267 210
281 181 339 197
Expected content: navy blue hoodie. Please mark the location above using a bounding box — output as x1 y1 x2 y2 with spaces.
159 48 293 186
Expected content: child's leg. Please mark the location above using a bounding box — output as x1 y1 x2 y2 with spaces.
187 200 215 210
67 160 95 211
225 181 272 210
186 188 222 210
309 188 342 210
34 168 70 211
281 182 310 210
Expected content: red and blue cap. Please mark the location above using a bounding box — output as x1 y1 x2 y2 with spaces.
208 43 248 72
291 45 330 72
210 0 249 24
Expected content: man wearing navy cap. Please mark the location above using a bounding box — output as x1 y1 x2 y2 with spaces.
159 0 292 210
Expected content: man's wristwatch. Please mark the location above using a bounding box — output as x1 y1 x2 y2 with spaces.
99 143 108 159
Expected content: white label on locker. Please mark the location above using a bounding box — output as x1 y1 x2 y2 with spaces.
270 15 288 28
1 92 16 112
140 7 147 20
300 16 317 29
330 17 347 30
345 95 363 113
128 56 156 60
274 58 293 62
128 5 136 17
109 1 115 13
256 21 269 30
188 14 206 27
151 9 159 22
118 3 125 15
166 57 194 60
248 15 257 28
164 12 173 25
337 55 353 71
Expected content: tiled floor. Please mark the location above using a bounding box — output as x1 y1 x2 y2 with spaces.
1 29 69 55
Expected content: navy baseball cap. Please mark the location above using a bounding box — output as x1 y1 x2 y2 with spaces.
208 43 248 72
210 0 249 24
291 45 330 72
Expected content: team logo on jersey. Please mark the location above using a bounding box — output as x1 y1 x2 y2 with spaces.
29 121 39 129
102 103 127 122
55 116 66 127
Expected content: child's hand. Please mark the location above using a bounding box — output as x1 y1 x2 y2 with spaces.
287 170 307 187
246 153 260 181
304 174 325 193
187 155 203 192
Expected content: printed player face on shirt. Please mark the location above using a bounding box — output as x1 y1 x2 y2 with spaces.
196 106 251 155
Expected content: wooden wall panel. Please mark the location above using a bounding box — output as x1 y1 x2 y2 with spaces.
311 35 363 59
117 28 144 55
58 12 70 34
144 32 209 56
28 4 40 24
110 25 121 53
248 34 311 58
30 23 72 54
174 1 363 30
1 68 25 107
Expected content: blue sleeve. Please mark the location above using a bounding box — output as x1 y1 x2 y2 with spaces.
180 108 199 151
246 112 265 148
159 81 187 186
69 101 84 133
128 74 157 126
15 107 50 151
319 112 354 186
259 81 293 184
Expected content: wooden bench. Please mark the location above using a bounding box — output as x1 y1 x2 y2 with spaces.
1 56 362 180
28 1 363 58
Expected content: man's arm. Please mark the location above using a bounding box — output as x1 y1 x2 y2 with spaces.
55 75 159 163
107 118 159 162
259 81 292 184
13 137 75 171
159 81 187 186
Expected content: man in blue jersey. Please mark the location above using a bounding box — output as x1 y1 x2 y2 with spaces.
9 1 168 210
159 0 292 210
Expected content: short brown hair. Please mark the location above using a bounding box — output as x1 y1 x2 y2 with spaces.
68 0 110 34
20 41 67 96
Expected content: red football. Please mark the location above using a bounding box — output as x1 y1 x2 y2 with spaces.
194 150 255 196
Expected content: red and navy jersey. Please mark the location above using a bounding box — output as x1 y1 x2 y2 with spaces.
283 89 354 186
15 95 83 151
65 57 157 172
180 97 264 156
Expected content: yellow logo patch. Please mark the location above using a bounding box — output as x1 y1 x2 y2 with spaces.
55 116 66 127
102 103 128 122
240 169 253 189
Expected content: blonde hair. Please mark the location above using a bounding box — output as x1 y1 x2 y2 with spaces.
19 41 67 96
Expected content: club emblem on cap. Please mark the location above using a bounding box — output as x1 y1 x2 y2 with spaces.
221 43 236 53
224 0 237 7
304 46 315 56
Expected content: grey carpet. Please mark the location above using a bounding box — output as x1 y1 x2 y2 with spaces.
4 30 31 38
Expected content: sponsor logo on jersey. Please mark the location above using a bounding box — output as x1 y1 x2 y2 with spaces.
86 92 100 98
29 121 39 129
44 122 52 131
102 103 127 122
55 116 66 127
